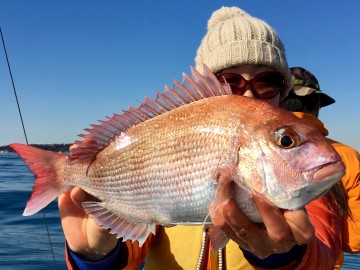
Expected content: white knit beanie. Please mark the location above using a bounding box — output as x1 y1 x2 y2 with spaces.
195 6 292 100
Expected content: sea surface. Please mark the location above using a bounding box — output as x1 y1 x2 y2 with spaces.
0 152 359 269
0 152 66 269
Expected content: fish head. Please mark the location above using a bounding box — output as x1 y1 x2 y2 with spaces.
235 102 345 210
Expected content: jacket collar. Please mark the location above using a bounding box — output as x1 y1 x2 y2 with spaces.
291 112 329 136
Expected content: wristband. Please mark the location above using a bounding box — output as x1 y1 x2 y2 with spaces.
68 240 122 270
241 244 307 269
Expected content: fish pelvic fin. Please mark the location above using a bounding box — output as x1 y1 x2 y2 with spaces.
83 201 156 247
70 64 231 164
10 143 69 216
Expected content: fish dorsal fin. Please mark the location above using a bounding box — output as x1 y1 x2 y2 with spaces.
70 64 231 162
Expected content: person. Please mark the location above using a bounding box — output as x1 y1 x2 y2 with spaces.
280 67 360 269
59 7 345 269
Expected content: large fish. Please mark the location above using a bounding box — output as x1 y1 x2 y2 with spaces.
11 65 345 248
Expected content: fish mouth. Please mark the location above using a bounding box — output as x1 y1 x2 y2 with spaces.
302 160 345 204
312 160 345 181
273 160 345 211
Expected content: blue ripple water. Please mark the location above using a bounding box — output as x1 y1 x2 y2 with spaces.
0 152 359 269
0 153 66 270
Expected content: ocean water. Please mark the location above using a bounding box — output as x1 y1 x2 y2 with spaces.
0 152 359 269
0 153 66 269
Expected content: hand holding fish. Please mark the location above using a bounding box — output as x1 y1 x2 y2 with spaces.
58 187 118 261
210 194 315 259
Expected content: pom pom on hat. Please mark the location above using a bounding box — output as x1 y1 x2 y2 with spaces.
207 6 248 29
195 6 292 100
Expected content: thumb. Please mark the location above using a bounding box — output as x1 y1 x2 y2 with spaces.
70 187 98 209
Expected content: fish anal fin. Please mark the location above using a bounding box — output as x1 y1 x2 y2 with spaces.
208 225 230 252
82 201 155 246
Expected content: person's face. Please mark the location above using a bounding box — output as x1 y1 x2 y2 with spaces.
310 97 321 118
217 64 282 106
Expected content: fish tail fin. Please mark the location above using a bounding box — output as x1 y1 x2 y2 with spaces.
10 143 70 216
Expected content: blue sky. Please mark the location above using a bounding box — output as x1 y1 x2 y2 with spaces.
1 1 359 151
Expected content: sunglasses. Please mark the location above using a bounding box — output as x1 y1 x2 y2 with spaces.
216 71 285 99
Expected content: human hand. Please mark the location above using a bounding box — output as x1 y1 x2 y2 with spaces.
58 187 118 261
209 192 315 259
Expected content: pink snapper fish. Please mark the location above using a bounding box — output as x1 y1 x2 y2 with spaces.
11 65 345 248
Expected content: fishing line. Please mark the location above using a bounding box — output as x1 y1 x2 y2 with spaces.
0 26 58 270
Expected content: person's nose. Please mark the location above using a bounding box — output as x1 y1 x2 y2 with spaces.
242 85 255 98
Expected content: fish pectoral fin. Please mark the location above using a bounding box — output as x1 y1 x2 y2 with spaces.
208 225 230 252
82 201 156 247
209 167 236 216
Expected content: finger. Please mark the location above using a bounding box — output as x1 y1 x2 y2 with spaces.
58 188 82 217
70 187 98 209
212 199 272 256
58 188 88 241
210 200 251 248
220 199 253 231
253 192 292 244
283 209 314 244
58 188 73 206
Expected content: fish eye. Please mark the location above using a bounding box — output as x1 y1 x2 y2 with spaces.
274 127 300 149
